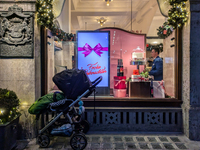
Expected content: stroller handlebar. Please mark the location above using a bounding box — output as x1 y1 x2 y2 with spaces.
89 76 102 91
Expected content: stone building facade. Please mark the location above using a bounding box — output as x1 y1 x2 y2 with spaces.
0 0 200 140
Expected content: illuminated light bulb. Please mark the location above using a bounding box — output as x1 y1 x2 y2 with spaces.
107 1 109 6
0 109 3 115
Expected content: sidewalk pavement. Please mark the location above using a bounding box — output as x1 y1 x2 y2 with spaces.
15 132 200 150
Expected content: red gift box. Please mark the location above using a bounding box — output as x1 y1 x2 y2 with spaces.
163 30 167 35
133 69 140 75
114 76 126 89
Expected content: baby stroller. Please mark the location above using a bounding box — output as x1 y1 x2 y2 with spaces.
37 69 102 150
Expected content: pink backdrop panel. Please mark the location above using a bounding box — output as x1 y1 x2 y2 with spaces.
100 28 146 89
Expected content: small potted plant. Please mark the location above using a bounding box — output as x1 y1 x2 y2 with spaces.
0 88 21 150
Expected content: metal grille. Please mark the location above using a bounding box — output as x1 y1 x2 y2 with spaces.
36 107 182 132
85 108 182 132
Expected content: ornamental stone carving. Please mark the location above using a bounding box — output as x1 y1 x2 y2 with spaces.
0 5 34 58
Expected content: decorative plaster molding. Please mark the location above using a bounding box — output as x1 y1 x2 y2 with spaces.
0 5 34 57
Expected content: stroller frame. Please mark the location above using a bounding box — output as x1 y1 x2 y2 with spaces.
37 76 102 150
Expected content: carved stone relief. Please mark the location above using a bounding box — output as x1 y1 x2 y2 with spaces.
0 5 34 58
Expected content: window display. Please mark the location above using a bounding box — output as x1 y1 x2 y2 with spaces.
76 31 110 95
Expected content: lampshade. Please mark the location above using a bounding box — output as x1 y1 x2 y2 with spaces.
97 18 107 26
157 0 171 17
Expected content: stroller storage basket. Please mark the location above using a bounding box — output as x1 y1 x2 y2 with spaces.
53 69 92 100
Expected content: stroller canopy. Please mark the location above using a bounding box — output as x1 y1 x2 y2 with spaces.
53 69 92 100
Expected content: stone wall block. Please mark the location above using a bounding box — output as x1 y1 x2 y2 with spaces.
188 108 200 140
0 80 17 93
190 57 200 81
16 80 35 104
182 107 189 137
190 80 200 106
190 12 200 59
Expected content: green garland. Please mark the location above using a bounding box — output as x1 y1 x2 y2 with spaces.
169 0 187 5
168 0 188 28
146 43 163 53
36 0 73 41
156 0 188 39
157 22 173 39
36 0 54 29
51 25 74 41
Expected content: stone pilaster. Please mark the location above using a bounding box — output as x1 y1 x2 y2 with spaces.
182 0 190 138
0 0 40 139
182 0 200 140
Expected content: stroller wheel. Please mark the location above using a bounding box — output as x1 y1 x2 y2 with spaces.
70 133 87 150
80 120 90 134
37 134 50 148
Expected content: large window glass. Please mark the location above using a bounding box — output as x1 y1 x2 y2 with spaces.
49 0 176 99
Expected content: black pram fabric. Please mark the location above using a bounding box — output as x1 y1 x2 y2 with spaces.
53 69 92 100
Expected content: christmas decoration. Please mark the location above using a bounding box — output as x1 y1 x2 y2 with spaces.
156 0 188 39
168 0 188 29
169 0 187 5
0 88 21 124
36 0 73 41
163 30 167 34
157 22 173 39
36 0 54 29
51 24 74 41
146 43 163 53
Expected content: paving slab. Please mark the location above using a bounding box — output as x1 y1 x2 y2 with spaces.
15 133 200 150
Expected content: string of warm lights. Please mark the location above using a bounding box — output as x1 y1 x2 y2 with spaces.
36 0 73 41
36 0 54 28
0 88 21 124
157 0 188 38
168 0 188 28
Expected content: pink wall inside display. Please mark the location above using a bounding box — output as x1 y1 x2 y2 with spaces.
100 28 146 89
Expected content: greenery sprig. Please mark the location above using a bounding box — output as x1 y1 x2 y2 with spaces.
36 0 74 41
146 43 163 53
51 25 74 41
0 88 21 124
168 1 188 28
157 22 173 39
156 0 188 39
36 0 54 29
169 0 187 5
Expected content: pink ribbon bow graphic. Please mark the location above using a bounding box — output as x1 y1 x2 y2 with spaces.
78 43 108 57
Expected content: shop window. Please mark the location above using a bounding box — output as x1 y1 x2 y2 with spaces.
51 29 177 100
46 0 181 102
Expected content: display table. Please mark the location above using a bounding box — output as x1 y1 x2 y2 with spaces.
128 81 151 98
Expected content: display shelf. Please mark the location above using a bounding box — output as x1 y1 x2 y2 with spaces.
130 60 145 65
81 96 182 107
